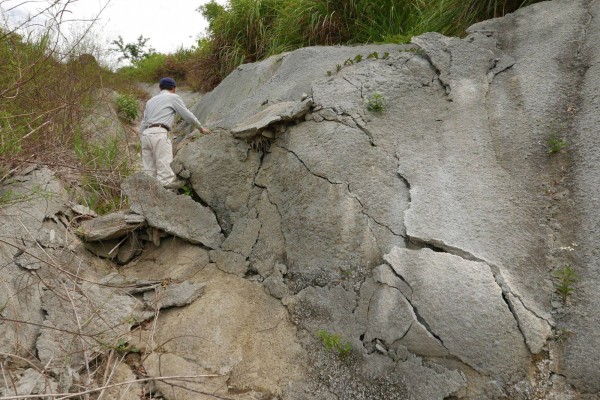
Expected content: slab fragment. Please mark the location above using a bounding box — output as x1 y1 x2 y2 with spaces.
231 99 313 139
77 211 145 242
385 247 529 379
122 173 223 249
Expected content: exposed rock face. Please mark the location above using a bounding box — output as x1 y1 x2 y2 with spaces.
3 1 599 399
169 1 599 398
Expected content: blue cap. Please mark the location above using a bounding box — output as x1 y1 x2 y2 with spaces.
159 77 176 89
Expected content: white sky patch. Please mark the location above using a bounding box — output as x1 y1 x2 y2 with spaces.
1 0 227 54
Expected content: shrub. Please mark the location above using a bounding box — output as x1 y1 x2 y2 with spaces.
116 93 139 122
367 92 385 112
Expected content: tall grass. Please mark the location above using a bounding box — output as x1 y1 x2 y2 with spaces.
180 0 540 91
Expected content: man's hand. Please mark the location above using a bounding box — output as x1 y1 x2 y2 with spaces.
200 127 212 135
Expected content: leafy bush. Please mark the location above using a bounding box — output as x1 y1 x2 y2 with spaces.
116 93 139 122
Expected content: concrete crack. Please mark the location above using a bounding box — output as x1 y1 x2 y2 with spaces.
405 235 545 348
275 144 344 186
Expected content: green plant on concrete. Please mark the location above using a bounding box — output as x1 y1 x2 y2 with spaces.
317 330 352 357
548 132 567 154
367 92 385 112
553 265 578 303
354 54 363 63
336 64 342 73
116 93 139 122
367 51 379 59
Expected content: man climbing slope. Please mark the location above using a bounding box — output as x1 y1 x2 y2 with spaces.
139 77 210 187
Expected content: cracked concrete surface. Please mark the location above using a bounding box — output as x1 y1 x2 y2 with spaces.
167 2 600 397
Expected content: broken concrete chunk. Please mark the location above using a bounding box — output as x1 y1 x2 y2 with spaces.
221 215 261 257
122 173 223 249
231 99 313 139
143 281 206 309
77 211 145 242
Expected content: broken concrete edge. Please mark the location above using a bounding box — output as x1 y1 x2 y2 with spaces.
231 98 314 140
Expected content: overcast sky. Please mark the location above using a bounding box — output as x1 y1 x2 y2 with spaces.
2 0 227 54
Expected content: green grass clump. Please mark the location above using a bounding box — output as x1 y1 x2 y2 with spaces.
317 330 352 357
548 132 567 154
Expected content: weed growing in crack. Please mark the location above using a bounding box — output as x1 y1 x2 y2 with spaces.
180 184 194 197
553 265 578 303
367 93 385 112
552 328 574 343
548 132 567 154
317 330 352 357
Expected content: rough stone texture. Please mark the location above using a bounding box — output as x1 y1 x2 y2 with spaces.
209 249 249 276
5 1 600 398
396 355 466 400
385 247 529 379
122 172 223 248
143 281 206 309
255 145 381 288
104 362 142 400
37 281 145 372
77 211 145 241
563 0 600 394
143 353 232 400
172 131 262 233
0 168 67 356
146 267 306 396
123 237 211 281
221 213 261 257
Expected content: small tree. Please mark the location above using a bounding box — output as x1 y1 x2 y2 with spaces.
110 35 155 64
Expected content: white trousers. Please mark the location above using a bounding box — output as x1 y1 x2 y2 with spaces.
141 127 176 186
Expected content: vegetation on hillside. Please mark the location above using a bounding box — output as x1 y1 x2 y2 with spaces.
0 1 142 213
121 0 542 92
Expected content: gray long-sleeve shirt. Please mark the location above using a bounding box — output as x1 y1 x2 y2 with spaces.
139 90 202 134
